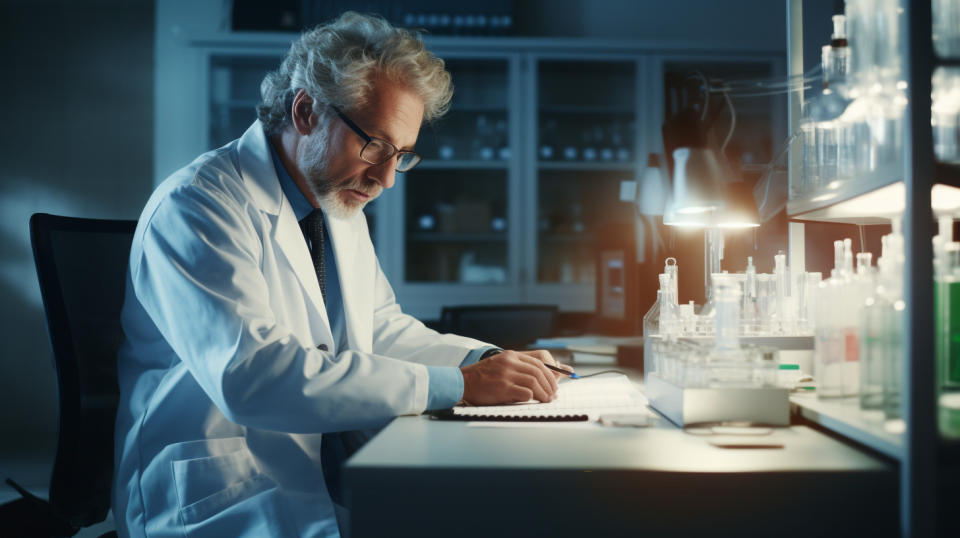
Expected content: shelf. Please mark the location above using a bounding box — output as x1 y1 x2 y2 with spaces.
790 392 904 460
415 160 509 170
539 104 634 115
788 181 960 224
408 233 507 243
787 166 901 223
537 161 636 171
936 56 960 68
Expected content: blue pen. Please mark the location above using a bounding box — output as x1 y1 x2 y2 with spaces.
545 363 579 379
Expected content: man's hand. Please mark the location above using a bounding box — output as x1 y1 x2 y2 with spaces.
460 349 574 406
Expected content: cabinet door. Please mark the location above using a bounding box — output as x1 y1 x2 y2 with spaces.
402 58 512 285
529 57 639 310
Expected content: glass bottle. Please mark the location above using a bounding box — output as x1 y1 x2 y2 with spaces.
860 259 885 415
936 232 960 438
880 221 905 421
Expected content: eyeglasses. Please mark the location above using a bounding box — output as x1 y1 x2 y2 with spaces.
330 105 422 172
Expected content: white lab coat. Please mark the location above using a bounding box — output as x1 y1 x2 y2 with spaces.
113 121 487 537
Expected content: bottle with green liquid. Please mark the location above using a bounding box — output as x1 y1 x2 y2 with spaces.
935 216 960 438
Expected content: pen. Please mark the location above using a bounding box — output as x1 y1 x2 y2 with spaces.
544 363 579 379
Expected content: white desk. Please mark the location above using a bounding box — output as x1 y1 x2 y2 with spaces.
344 369 898 537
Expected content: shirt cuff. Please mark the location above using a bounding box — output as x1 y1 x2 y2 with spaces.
461 346 500 367
425 366 464 410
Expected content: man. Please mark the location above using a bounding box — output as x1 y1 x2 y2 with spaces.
113 11 570 538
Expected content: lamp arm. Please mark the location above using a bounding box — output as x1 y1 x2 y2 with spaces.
720 90 736 154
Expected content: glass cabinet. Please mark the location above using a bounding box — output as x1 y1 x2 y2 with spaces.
404 59 510 284
159 35 783 318
535 60 637 286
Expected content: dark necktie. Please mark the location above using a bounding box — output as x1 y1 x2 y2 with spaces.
298 209 326 302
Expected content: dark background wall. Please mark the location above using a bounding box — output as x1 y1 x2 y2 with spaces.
0 0 154 459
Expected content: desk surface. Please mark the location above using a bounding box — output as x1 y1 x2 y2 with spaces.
345 368 898 538
351 415 888 474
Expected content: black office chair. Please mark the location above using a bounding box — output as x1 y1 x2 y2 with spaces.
439 304 558 350
0 213 136 537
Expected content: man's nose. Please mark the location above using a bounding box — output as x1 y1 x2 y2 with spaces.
369 160 396 190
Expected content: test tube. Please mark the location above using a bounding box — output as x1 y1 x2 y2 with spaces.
714 274 741 353
664 258 678 307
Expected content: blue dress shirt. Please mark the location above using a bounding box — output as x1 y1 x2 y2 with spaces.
268 142 489 409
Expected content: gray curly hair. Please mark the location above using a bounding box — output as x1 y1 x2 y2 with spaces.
257 11 453 135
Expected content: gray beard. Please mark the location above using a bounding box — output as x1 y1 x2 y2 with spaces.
296 129 378 220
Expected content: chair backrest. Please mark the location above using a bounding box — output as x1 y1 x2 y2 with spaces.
29 213 136 529
439 305 558 350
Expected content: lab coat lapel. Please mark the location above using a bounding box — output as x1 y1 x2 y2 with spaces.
274 203 331 332
236 121 332 337
326 214 373 353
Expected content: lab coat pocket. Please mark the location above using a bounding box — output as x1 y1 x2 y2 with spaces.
172 446 276 524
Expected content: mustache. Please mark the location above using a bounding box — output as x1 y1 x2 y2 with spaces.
344 178 381 198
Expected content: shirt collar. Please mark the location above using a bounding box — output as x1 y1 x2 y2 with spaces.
268 139 314 221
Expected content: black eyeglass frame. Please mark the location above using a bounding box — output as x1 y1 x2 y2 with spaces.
330 105 422 172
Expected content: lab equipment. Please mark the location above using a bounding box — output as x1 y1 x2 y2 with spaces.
933 69 960 165
880 219 906 420
935 217 960 438
795 3 906 199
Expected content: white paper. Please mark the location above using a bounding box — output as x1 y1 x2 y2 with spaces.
453 374 649 421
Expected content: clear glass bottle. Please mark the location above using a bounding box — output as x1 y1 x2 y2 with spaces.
860 254 885 415
816 241 848 398
881 221 905 421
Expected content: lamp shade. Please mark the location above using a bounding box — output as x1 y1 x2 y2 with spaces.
637 153 670 215
671 147 726 215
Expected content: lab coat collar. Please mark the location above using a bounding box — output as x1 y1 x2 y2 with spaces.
237 121 331 338
237 121 284 216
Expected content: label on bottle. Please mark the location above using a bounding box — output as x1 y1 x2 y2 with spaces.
845 329 859 362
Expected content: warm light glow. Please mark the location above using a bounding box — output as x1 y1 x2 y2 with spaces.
811 192 837 202
667 221 708 228
827 180 842 190
676 205 715 214
718 221 761 229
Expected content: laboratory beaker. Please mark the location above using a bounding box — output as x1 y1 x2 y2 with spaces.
713 274 741 353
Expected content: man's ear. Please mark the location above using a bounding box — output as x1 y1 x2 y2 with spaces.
291 89 318 135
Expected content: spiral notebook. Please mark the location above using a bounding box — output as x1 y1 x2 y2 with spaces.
429 374 648 422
